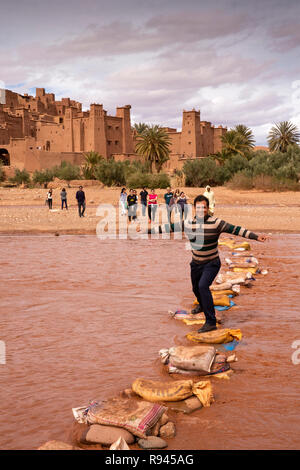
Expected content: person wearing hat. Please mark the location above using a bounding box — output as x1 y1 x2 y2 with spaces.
203 185 215 216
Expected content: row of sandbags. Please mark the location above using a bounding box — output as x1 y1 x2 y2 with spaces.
39 239 265 450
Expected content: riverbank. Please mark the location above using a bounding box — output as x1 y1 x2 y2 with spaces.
0 185 300 234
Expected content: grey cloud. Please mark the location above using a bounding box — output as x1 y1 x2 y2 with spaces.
10 7 257 66
146 9 255 42
107 50 267 94
268 20 300 52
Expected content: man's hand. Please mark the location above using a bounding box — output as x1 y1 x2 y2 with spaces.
257 234 270 242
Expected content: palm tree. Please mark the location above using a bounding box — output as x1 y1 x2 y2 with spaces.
233 124 255 149
83 151 103 179
135 125 171 173
267 121 300 152
133 122 149 135
221 130 251 159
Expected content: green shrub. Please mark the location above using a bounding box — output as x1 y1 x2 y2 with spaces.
95 159 126 186
51 160 68 178
270 178 300 191
227 171 300 191
222 155 249 181
226 171 254 190
126 171 151 189
183 158 227 187
126 171 170 189
9 168 31 185
32 168 54 188
51 161 81 185
150 173 171 189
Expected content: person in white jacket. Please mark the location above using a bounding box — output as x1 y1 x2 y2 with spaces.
203 185 215 216
119 188 127 216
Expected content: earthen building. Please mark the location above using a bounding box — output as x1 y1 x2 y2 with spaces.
0 88 226 173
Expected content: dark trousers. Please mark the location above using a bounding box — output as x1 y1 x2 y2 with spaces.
48 199 52 209
61 199 68 210
148 204 157 221
190 257 221 325
78 201 86 217
128 204 137 221
141 202 147 217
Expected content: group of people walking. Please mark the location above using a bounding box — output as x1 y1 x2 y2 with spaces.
119 186 215 222
46 186 86 217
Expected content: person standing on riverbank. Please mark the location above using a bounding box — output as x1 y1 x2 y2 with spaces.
148 188 158 222
164 187 173 206
127 189 137 222
140 187 148 217
60 188 68 210
177 191 189 219
203 185 215 216
46 189 53 210
187 195 268 333
76 186 86 218
119 188 127 216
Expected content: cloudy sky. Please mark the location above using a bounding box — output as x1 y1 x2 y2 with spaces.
1 0 300 145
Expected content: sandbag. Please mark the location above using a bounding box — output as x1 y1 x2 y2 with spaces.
213 289 236 296
230 263 257 269
232 252 254 257
232 267 258 274
193 294 231 307
216 272 253 285
218 240 250 250
132 378 194 402
212 295 231 307
169 310 204 321
225 256 258 267
210 281 233 291
182 318 205 326
168 350 230 375
132 378 213 407
186 328 242 344
233 242 251 250
85 397 166 439
218 239 235 248
167 345 216 372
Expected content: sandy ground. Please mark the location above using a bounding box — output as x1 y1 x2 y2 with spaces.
1 183 300 234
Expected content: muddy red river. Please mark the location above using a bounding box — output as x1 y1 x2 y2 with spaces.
0 233 299 450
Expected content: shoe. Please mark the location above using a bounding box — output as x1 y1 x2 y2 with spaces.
197 323 217 333
191 304 203 314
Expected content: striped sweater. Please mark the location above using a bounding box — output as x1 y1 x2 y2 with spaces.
186 216 258 264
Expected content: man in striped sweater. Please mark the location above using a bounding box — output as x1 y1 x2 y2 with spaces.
186 195 268 333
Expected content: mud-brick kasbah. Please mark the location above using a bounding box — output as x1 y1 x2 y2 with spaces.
0 87 227 174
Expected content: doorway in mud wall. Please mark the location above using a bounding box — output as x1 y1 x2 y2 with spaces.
0 148 10 165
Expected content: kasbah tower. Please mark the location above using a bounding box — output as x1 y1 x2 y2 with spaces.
0 87 227 174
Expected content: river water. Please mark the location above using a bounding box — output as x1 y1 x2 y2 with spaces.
0 233 299 450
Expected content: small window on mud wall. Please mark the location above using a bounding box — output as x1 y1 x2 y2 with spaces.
46 140 50 151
